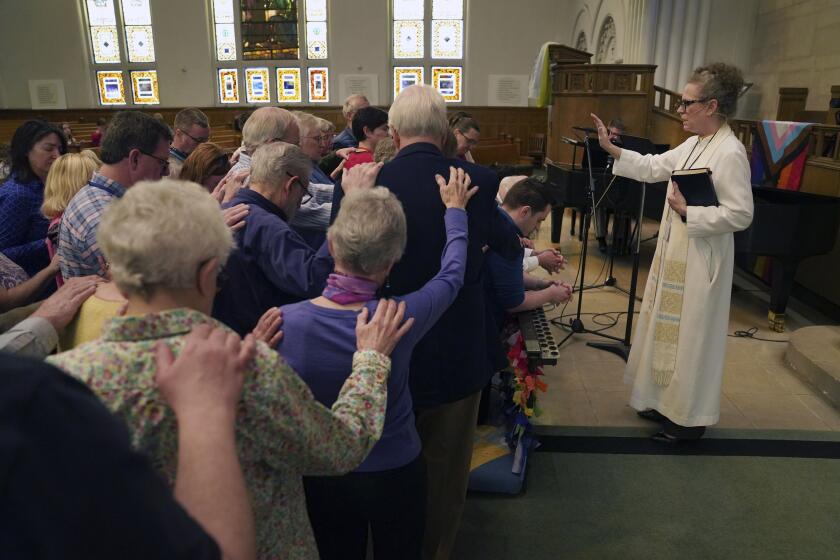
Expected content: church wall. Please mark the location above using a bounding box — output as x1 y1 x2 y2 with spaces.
743 0 840 120
0 0 575 109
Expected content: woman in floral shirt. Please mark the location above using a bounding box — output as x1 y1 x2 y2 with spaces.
49 179 410 560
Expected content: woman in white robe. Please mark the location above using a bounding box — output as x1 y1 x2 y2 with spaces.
592 63 754 442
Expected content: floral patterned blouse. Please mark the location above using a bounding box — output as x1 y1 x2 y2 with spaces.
48 307 391 560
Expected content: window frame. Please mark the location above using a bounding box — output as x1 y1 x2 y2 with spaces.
210 0 330 107
83 0 161 107
390 0 466 103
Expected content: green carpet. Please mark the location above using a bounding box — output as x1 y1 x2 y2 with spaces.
454 434 840 559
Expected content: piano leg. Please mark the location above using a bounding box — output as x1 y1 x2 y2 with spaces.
768 257 800 333
551 206 564 243
570 209 577 237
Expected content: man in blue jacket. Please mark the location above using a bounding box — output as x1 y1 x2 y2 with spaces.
372 84 520 560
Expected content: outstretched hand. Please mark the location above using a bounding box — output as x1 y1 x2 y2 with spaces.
436 166 479 209
355 299 414 357
252 306 283 347
590 113 621 159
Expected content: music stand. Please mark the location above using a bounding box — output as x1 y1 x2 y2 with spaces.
585 134 655 301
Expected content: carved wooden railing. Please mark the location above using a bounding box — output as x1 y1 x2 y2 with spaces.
653 85 682 117
552 64 656 95
652 85 840 166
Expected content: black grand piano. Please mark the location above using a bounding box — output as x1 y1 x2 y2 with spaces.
546 162 840 332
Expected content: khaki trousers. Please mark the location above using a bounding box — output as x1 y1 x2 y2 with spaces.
414 390 482 560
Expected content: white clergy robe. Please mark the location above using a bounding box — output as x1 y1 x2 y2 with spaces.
613 123 754 426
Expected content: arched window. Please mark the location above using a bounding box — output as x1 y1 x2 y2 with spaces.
391 0 466 103
210 0 329 105
595 16 617 64
84 0 159 106
576 31 587 52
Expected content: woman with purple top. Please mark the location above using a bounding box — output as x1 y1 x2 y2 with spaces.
277 166 476 560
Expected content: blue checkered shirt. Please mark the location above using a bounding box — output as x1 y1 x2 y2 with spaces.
58 172 126 279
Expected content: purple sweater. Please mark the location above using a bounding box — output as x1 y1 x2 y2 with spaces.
278 208 467 471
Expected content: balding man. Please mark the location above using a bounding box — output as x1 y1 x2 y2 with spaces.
229 106 300 175
359 85 518 560
331 94 369 150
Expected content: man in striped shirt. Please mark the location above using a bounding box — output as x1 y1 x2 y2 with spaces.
59 111 172 279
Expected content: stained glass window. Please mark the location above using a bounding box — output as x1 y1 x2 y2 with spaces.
394 20 424 59
91 26 121 63
130 70 159 104
245 67 271 103
394 66 424 98
277 68 302 103
393 0 424 20
126 25 155 62
432 66 462 102
240 0 300 60
431 20 462 59
392 0 464 101
432 0 462 20
86 1 159 106
86 0 117 26
122 0 152 25
212 1 329 105
218 68 240 103
308 67 329 102
97 71 126 105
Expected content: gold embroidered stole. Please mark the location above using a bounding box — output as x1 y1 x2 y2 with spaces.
650 125 730 386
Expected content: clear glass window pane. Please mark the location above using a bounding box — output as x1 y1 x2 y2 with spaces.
245 67 271 103
308 67 329 102
218 68 240 104
276 68 302 103
122 0 152 25
86 0 116 26
431 19 462 59
126 25 156 63
97 70 126 105
241 1 300 60
213 0 235 23
306 0 327 21
306 21 328 59
215 23 237 60
432 0 462 20
393 20 424 58
91 26 121 63
432 66 462 102
130 70 159 104
394 66 424 98
393 0 424 20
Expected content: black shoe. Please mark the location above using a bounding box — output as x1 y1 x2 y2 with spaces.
650 431 681 444
637 409 667 423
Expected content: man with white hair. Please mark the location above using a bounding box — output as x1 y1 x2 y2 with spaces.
228 106 300 175
331 94 370 150
213 142 333 336
371 84 520 560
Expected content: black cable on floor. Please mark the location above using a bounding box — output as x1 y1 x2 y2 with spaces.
728 327 789 343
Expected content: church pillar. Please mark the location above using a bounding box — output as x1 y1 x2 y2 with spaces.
653 0 672 86
644 0 660 64
677 0 700 88
664 0 686 91
692 0 712 70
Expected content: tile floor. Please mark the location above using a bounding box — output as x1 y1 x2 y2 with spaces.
528 209 840 432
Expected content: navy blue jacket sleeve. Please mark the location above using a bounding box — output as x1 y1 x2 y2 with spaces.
253 219 333 298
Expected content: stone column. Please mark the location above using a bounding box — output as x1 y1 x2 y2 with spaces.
653 0 673 86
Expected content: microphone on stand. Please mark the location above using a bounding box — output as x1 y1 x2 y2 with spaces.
572 126 598 134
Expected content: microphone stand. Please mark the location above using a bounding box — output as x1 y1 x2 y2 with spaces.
557 134 624 347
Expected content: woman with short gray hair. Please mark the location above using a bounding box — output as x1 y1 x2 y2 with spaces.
277 167 476 559
48 178 413 559
591 62 753 442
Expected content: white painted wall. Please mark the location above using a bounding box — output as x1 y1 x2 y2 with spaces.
0 0 573 109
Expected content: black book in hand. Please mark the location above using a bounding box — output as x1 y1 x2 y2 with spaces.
671 168 718 207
